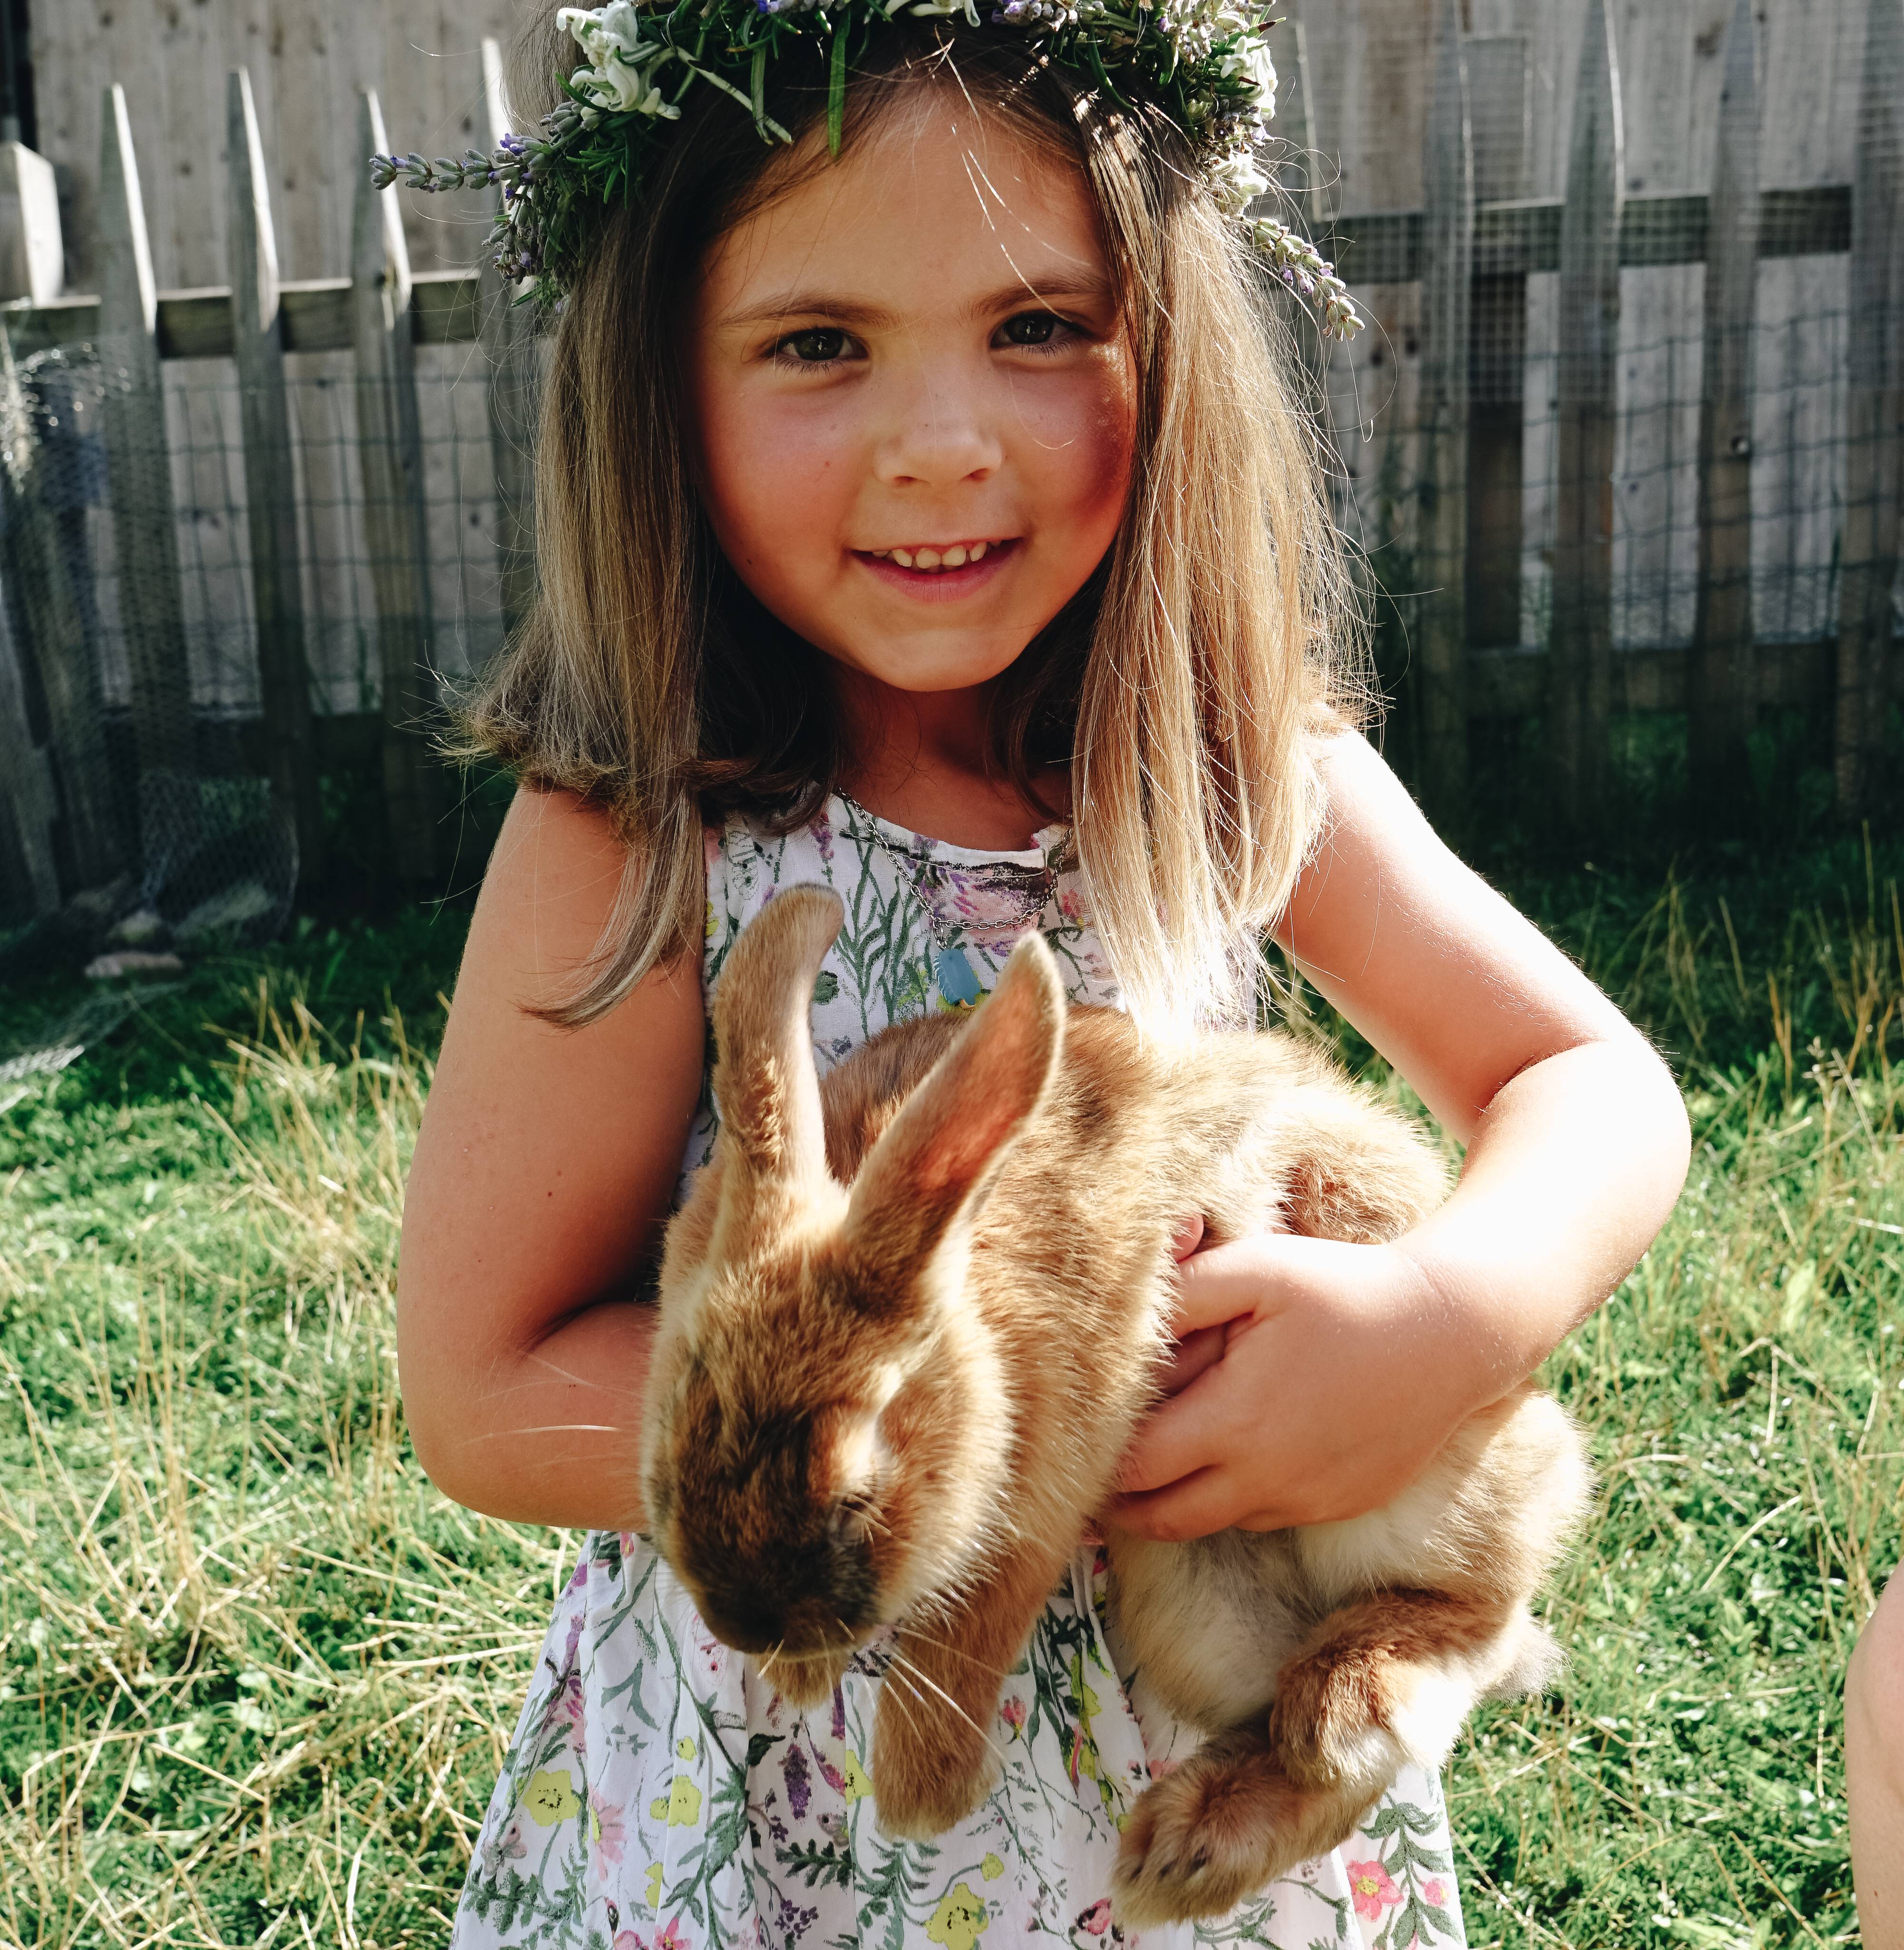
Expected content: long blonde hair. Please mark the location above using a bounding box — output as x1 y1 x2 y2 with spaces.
466 19 1368 1035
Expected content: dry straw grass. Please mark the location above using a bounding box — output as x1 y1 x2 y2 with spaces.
0 846 1901 1948
1 993 577 1948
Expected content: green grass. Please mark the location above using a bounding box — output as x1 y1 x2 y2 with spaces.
2 836 1902 1948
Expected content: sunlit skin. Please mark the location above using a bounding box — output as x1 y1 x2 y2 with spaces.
1849 1576 1904 1949
685 101 1133 837
398 100 1689 1557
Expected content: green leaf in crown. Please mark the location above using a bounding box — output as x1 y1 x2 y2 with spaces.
366 0 1363 341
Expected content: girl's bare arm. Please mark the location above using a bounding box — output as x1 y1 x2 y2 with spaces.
397 787 705 1530
1279 729 1692 1375
1113 731 1691 1535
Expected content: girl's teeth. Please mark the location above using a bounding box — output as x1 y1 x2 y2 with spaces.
871 541 1002 572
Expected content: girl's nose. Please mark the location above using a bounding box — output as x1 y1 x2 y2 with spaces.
872 376 1003 488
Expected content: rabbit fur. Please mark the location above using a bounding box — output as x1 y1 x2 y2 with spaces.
641 885 1592 1927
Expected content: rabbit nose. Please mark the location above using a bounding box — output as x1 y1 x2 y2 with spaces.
699 1538 880 1655
702 1588 793 1655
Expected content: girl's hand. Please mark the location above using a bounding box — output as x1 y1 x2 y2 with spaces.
1105 1230 1490 1539
1154 1215 1229 1396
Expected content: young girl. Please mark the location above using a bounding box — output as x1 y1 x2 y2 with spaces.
394 8 1690 1944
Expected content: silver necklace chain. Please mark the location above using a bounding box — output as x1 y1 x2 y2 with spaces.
835 790 1056 954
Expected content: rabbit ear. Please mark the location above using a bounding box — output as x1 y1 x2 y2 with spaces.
711 885 844 1190
845 929 1067 1292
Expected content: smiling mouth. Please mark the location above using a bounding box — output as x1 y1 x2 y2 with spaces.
858 538 1017 574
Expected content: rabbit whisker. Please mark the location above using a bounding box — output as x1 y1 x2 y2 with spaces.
817 1621 869 1660
503 1354 647 1399
890 1625 1014 1681
467 1422 622 1441
884 1650 1010 1772
876 1659 929 1739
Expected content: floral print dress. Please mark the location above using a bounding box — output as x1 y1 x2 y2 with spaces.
453 795 1468 1950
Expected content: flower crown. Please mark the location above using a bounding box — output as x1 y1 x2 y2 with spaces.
369 0 1362 339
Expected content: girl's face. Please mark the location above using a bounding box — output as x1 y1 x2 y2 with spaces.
686 102 1137 698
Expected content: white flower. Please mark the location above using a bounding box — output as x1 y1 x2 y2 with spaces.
1217 33 1276 117
1212 148 1270 214
559 4 682 120
559 0 648 60
594 0 650 49
577 63 682 117
1241 38 1277 116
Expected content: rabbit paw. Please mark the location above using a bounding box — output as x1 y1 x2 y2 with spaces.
769 1650 854 1713
1113 1731 1352 1929
869 1680 1002 1840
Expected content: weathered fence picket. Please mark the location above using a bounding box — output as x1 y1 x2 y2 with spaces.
352 89 441 888
480 37 540 639
0 22 1899 925
1548 0 1623 831
97 84 193 792
227 67 320 875
0 325 124 890
1835 0 1904 817
1416 0 1472 824
1271 20 1327 227
0 602 60 915
1463 33 1529 655
1689 0 1761 802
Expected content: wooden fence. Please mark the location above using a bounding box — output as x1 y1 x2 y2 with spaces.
1279 0 1902 829
0 1 1898 924
0 44 535 912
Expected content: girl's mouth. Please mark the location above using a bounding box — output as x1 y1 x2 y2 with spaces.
853 537 1020 598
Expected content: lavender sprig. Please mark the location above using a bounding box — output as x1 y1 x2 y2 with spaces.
368 143 547 195
1249 216 1363 340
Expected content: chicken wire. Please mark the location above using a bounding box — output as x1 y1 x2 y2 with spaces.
1321 287 1854 657
0 327 525 955
1279 0 1893 814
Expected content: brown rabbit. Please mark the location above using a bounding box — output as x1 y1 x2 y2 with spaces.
642 884 1591 1927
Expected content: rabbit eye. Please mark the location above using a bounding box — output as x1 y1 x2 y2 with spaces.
831 1489 883 1544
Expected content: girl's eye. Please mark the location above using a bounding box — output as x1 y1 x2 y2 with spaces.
999 311 1067 348
778 328 850 364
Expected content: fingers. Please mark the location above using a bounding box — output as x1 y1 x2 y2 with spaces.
1112 1377 1232 1496
1106 1467 1261 1543
1157 1322 1226 1396
1168 1244 1276 1337
1170 1214 1206 1261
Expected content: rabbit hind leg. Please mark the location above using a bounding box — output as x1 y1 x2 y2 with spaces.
1112 1723 1373 1928
1270 1588 1516 1793
1113 1588 1515 1929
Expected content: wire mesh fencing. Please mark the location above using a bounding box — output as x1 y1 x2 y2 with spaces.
0 328 531 955
1279 0 1898 837
1 5 1900 979
1319 294 1851 679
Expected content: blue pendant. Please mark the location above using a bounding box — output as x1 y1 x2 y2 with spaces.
935 944 982 1008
